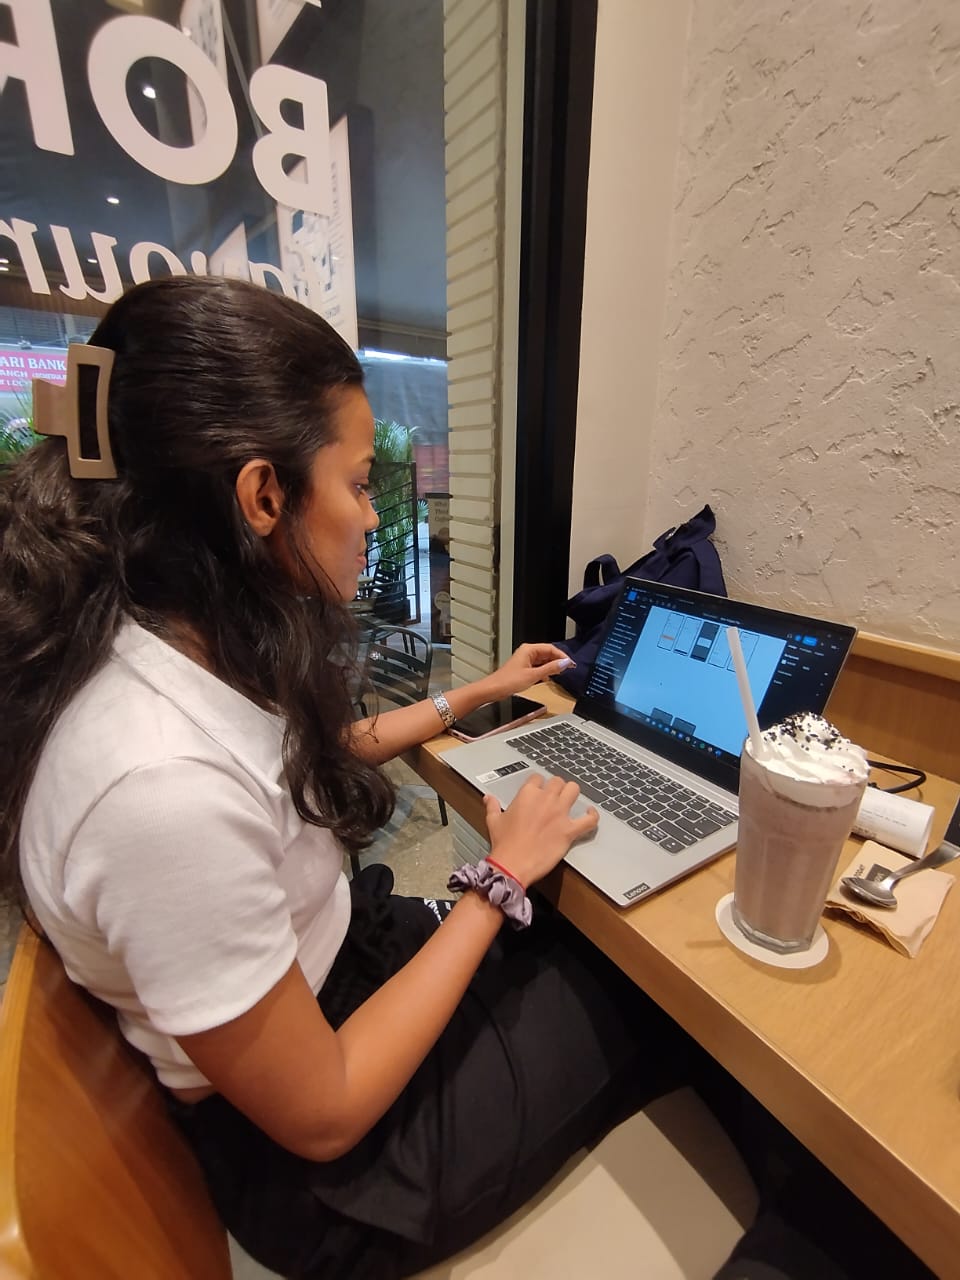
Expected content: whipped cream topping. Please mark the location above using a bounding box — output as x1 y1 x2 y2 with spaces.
745 713 868 806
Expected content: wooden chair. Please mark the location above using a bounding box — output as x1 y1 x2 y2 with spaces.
0 924 232 1280
0 925 758 1280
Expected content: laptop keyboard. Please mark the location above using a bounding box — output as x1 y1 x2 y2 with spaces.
505 721 736 855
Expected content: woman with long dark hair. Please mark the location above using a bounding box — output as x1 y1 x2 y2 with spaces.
1 277 685 1278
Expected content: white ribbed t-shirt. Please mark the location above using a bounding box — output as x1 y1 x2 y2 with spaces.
20 622 351 1090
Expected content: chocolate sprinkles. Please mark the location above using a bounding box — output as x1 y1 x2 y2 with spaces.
764 714 853 758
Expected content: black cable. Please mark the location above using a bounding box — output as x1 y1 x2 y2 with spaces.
865 759 927 794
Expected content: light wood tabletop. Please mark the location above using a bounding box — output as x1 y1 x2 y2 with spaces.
405 681 960 1279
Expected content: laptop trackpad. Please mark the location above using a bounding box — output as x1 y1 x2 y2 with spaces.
484 768 599 839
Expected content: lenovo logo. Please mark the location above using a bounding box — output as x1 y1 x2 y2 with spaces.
624 883 651 901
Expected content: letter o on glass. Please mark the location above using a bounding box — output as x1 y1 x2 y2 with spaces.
87 16 238 185
128 240 188 284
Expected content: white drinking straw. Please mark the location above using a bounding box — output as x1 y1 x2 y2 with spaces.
726 626 766 759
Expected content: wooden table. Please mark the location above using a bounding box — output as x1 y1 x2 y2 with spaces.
406 681 960 1279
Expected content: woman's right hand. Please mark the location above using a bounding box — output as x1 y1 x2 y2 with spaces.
483 775 599 886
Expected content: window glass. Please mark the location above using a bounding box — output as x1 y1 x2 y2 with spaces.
0 0 448 636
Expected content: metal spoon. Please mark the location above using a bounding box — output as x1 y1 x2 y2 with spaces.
842 840 960 909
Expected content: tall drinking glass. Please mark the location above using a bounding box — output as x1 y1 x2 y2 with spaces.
732 737 868 954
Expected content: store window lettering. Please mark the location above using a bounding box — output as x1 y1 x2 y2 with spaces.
0 1 345 316
0 354 65 371
0 349 68 394
0 215 316 306
5 1 330 204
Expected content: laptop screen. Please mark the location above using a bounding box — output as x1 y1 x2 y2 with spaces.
577 581 856 792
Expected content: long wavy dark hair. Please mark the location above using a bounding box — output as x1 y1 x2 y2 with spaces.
0 276 394 901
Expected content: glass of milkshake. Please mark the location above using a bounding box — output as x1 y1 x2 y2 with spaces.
732 713 869 954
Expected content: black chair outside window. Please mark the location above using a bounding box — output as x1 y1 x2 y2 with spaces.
367 559 408 624
353 624 448 877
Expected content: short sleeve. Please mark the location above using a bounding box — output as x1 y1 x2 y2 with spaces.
63 759 299 1036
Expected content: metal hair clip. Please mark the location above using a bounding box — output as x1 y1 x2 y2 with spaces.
32 344 117 480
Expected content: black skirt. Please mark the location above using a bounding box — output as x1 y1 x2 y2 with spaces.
170 865 693 1279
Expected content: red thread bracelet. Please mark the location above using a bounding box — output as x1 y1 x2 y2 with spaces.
485 856 526 891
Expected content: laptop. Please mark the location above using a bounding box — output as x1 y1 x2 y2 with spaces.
442 580 857 906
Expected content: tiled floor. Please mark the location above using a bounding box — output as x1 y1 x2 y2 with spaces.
354 757 457 896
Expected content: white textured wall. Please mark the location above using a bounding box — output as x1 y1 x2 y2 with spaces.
644 0 960 647
571 0 692 597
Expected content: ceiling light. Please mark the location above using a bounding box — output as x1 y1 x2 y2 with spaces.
0 258 8 264
106 195 120 205
0 266 9 273
142 85 157 100
87 258 98 265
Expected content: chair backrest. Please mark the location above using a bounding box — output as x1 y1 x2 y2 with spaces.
370 559 402 590
364 625 433 709
0 925 231 1280
369 559 409 623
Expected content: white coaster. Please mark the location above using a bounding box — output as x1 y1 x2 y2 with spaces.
715 893 829 970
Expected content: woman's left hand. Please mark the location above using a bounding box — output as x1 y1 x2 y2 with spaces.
350 642 575 765
486 643 575 699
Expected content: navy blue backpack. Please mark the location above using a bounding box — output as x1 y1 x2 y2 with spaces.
555 505 727 695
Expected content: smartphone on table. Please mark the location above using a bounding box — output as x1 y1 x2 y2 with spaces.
449 696 547 742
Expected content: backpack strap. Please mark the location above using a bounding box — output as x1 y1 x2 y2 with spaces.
687 537 727 596
582 553 621 590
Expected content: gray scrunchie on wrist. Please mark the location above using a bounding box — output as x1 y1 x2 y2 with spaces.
447 858 533 930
